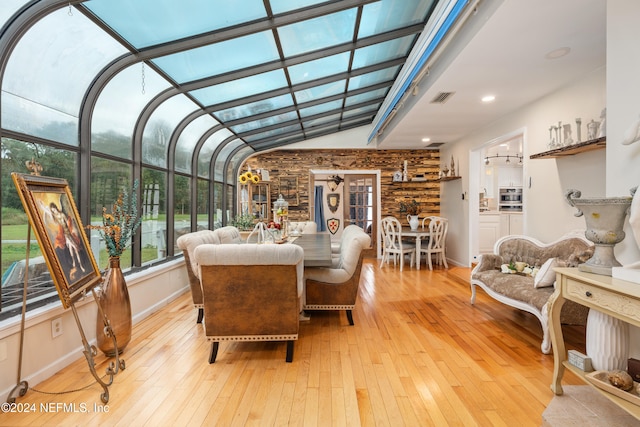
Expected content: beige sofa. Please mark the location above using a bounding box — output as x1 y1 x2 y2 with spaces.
194 243 305 363
175 226 243 323
470 233 594 354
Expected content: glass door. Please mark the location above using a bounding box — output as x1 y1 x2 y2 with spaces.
344 174 377 255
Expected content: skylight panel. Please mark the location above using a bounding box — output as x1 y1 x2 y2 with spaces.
214 94 294 122
294 80 346 103
269 0 328 14
287 52 351 85
298 100 343 118
352 35 417 69
152 31 279 83
190 70 288 107
358 0 435 38
230 111 299 134
277 8 357 57
345 88 388 106
84 0 267 48
347 66 400 91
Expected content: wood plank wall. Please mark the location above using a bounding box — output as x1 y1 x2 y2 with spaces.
243 149 441 223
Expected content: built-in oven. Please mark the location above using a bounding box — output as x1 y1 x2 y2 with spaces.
499 187 522 211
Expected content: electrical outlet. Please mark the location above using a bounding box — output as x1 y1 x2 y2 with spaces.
51 317 63 338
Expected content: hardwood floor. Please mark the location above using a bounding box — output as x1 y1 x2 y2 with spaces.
1 260 586 426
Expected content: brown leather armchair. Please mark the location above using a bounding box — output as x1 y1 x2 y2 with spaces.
194 243 305 363
304 225 371 325
176 226 243 323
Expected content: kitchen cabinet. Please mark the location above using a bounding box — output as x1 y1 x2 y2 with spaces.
500 213 523 237
479 213 501 254
497 165 523 187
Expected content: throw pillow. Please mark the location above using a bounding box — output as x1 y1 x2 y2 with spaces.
534 258 557 288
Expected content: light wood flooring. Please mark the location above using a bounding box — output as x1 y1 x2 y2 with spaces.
1 260 587 426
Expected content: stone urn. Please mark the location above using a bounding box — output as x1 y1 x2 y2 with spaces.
565 189 633 276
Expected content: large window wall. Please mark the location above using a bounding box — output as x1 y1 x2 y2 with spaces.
0 4 241 322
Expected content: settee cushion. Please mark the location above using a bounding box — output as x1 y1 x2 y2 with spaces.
534 258 559 288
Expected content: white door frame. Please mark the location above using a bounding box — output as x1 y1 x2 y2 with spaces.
310 169 381 257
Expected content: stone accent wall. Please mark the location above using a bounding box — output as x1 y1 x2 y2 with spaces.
243 149 441 223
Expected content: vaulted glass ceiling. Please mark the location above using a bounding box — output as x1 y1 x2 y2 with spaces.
79 0 441 153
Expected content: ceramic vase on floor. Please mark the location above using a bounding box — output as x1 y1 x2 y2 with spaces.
96 257 132 356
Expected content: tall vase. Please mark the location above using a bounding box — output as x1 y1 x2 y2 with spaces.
565 189 633 276
586 309 629 371
96 257 132 356
407 215 419 231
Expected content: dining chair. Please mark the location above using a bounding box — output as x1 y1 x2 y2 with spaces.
380 216 415 271
419 216 449 270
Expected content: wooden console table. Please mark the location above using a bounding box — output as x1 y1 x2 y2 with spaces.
549 267 640 419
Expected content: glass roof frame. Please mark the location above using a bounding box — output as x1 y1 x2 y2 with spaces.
75 0 439 165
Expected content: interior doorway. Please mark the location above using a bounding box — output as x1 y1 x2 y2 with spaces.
469 128 526 264
310 169 381 257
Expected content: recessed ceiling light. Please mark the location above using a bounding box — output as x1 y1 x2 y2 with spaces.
482 95 495 103
545 47 571 59
422 137 431 142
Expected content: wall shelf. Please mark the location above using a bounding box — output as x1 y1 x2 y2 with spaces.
438 176 461 182
529 136 605 159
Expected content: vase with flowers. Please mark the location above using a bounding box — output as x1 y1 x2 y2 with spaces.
87 180 142 356
399 199 420 230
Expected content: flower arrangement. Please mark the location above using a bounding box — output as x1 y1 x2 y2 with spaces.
87 180 142 258
399 199 420 216
239 171 260 185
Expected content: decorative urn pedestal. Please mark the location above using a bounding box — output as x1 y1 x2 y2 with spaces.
96 257 132 356
564 189 633 276
565 189 633 371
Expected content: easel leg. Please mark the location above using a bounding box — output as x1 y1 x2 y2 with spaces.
6 224 32 403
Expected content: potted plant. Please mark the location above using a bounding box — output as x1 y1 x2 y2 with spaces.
86 180 142 356
399 199 420 230
230 213 255 231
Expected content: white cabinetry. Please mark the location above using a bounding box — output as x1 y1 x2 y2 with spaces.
498 166 523 187
500 213 523 237
479 213 501 254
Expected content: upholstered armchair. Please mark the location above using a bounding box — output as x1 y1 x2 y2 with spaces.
175 229 221 323
194 243 305 363
176 226 243 323
304 225 371 325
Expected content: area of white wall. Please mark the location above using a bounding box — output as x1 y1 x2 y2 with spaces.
605 0 640 266
441 66 606 266
286 125 373 149
605 0 640 357
0 260 188 401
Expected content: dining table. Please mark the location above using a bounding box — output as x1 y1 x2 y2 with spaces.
400 226 431 270
290 232 333 267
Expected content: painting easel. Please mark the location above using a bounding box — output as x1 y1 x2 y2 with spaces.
7 170 125 404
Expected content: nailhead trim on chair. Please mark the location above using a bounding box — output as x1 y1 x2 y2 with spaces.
304 304 355 310
206 334 298 342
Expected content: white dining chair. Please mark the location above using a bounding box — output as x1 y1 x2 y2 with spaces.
419 216 448 270
380 216 415 271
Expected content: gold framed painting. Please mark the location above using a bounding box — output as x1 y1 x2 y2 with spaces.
11 173 102 308
278 176 299 206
